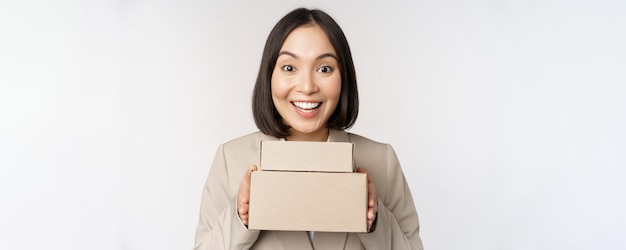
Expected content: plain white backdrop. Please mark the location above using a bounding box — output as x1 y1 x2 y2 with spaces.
1 0 625 249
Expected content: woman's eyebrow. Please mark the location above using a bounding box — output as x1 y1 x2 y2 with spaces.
278 51 298 59
277 51 338 61
317 53 338 61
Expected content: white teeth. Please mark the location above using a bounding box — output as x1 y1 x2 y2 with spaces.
293 101 321 110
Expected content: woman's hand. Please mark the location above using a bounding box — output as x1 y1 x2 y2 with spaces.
356 167 378 232
237 165 258 226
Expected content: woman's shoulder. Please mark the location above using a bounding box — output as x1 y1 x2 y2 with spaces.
345 131 392 152
346 131 386 145
221 131 272 150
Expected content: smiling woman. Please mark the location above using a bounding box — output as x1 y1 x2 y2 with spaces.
193 8 423 250
271 24 342 141
251 8 359 141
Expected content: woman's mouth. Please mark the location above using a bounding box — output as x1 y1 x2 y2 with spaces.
292 101 321 113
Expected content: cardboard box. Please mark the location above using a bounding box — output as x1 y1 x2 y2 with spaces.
248 171 367 232
260 141 354 172
248 141 367 232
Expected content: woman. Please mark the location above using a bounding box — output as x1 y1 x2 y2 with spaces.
194 8 423 250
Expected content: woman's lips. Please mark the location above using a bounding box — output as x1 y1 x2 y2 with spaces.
291 101 322 117
292 101 321 112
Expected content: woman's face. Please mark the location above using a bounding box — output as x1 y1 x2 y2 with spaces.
271 24 341 141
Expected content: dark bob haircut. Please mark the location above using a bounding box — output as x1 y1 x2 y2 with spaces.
252 8 359 138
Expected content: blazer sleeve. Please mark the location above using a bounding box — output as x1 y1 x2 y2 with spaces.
193 144 260 250
357 144 424 250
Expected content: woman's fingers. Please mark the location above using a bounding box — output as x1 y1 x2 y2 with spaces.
357 167 378 231
237 165 258 225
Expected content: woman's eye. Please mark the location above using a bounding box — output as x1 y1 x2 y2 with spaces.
281 65 295 72
317 66 333 73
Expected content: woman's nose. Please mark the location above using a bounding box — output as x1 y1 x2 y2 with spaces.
295 71 318 94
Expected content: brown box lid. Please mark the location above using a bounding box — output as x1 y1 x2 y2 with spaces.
260 141 354 172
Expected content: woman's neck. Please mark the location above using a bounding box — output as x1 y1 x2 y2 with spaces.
285 128 329 142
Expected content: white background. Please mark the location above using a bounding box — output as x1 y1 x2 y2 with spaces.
1 0 625 249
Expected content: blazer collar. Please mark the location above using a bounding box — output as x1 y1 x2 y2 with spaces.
259 132 280 142
328 129 350 143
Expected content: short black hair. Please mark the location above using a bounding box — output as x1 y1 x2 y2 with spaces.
252 8 359 138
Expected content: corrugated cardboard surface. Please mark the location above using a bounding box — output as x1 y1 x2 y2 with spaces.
260 141 354 172
249 171 367 232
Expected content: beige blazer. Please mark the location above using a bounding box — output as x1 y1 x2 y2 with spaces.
194 129 424 250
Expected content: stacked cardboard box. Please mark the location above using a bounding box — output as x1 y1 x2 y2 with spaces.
248 141 367 232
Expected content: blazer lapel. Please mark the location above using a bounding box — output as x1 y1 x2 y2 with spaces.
270 231 313 250
328 129 350 143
